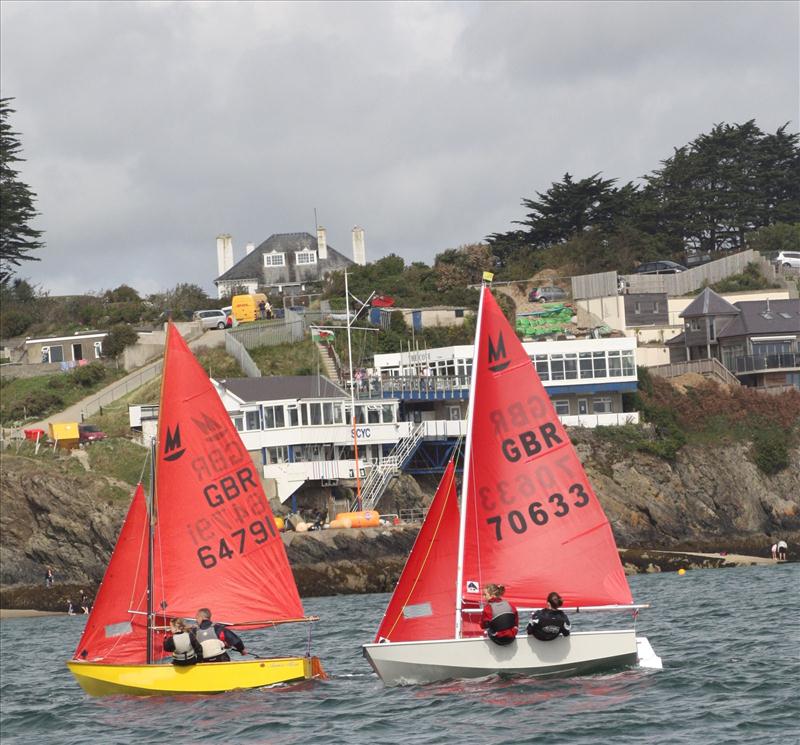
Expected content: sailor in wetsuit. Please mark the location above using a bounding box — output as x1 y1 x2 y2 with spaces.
527 591 571 641
480 583 519 646
193 607 246 662
163 618 203 665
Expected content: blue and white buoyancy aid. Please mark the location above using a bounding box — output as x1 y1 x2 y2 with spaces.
196 623 226 659
171 631 197 662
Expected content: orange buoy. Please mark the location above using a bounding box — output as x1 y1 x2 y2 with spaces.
334 511 380 528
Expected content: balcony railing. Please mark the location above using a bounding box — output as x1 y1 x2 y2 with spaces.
351 375 471 399
733 353 800 374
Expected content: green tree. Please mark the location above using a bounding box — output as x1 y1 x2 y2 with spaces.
102 324 138 359
643 121 800 253
0 98 44 283
489 173 638 253
103 284 141 303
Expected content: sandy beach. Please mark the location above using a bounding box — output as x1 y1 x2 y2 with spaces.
0 609 67 620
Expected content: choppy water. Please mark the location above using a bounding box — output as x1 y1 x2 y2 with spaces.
1 565 798 745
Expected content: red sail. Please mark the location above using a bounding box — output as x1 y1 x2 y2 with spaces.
72 484 150 663
152 323 305 626
375 461 459 643
460 287 632 614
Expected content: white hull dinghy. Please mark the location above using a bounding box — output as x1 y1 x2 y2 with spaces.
363 282 661 686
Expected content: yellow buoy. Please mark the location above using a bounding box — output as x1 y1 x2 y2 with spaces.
678 568 686 575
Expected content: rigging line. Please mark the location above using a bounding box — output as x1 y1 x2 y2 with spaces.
104 486 149 659
137 446 150 486
381 463 458 639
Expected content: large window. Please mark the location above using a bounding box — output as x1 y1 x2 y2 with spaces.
287 405 299 427
381 404 395 423
295 250 317 265
265 446 289 464
309 403 322 425
592 397 612 414
264 252 285 267
752 340 791 356
534 354 549 381
245 410 262 430
263 405 285 429
553 400 570 416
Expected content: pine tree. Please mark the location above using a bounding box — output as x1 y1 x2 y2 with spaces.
0 98 44 284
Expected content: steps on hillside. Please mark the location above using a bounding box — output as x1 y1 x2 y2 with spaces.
316 342 339 382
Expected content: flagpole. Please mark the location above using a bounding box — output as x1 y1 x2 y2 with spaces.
344 270 362 508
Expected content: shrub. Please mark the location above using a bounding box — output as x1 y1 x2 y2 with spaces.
72 362 107 387
752 427 791 475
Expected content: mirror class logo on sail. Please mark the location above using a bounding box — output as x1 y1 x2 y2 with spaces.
487 332 510 373
486 332 563 463
164 411 277 572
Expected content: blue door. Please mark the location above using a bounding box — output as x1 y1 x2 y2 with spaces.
412 310 422 332
370 307 381 325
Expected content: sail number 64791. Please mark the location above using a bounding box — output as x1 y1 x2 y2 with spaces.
485 483 589 542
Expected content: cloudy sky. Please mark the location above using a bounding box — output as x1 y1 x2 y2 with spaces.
2 0 798 297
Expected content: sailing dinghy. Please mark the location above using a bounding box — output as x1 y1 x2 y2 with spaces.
67 323 325 696
363 284 661 686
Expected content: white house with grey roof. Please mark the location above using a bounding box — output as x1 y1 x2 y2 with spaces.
214 227 361 299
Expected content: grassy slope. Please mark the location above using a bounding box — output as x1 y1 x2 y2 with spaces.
0 366 126 426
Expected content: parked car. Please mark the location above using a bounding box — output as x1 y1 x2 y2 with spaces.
192 309 229 329
528 286 568 303
775 251 800 269
79 425 106 443
632 260 688 275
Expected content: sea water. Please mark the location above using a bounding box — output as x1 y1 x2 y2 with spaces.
1 565 798 745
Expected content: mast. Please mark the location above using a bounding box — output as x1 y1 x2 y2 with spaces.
146 437 156 664
344 269 362 508
454 282 487 638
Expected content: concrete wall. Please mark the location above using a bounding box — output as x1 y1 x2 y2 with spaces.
575 295 626 331
634 345 671 367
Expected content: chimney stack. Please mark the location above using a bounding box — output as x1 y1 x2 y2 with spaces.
245 242 255 255
216 233 234 276
352 226 366 266
317 226 328 260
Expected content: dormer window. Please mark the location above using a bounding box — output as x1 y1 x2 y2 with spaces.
295 249 317 265
264 252 285 267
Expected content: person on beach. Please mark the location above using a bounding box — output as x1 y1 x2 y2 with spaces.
163 619 203 666
67 600 75 616
193 608 246 662
480 583 518 646
527 591 572 641
771 543 778 560
777 540 788 561
44 567 54 588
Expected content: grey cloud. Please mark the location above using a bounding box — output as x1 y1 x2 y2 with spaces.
0 0 797 296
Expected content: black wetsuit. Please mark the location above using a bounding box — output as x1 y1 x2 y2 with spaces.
527 608 571 641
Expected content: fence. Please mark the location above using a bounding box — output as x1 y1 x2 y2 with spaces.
225 333 261 378
571 271 618 300
648 358 740 386
227 309 306 349
624 250 764 296
76 361 164 419
573 251 770 300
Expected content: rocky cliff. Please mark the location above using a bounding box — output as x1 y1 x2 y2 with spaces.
1 434 798 600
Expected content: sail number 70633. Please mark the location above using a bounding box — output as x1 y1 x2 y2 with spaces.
485 482 589 541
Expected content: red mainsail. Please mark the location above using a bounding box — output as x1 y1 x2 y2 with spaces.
72 484 150 663
460 287 632 614
152 323 305 626
375 461 459 643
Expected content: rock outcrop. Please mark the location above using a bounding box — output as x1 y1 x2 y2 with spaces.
1 435 798 598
